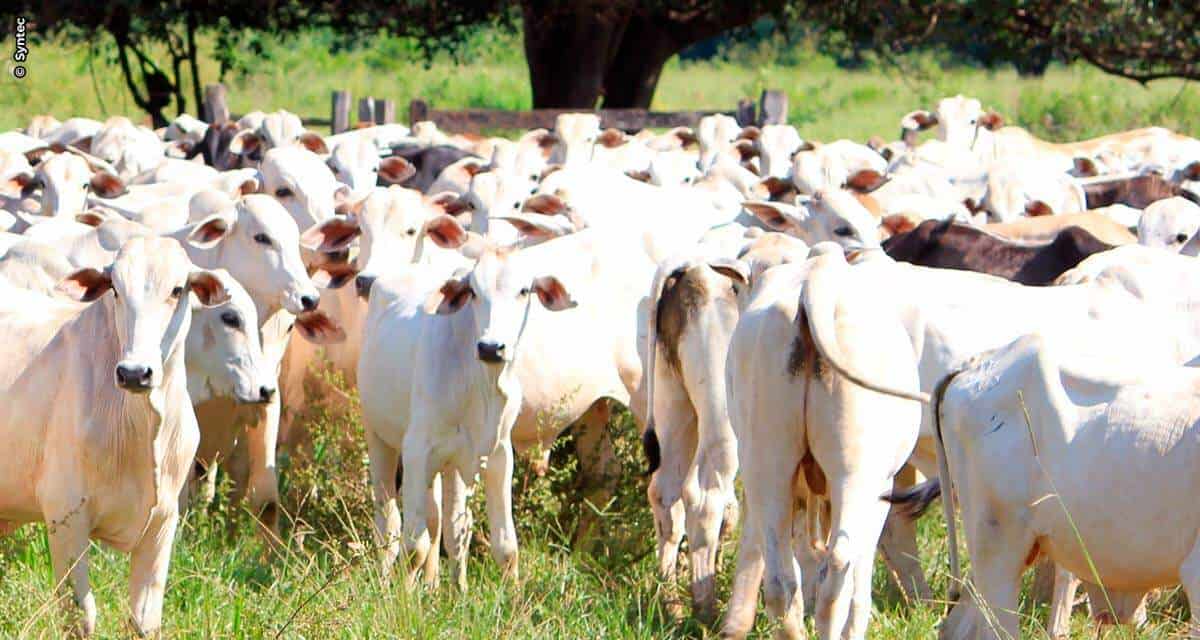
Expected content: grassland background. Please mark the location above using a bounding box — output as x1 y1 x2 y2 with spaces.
1 27 1198 639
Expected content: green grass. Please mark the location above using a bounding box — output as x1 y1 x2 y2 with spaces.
4 30 1199 143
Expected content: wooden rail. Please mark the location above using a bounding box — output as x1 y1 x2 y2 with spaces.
201 84 788 136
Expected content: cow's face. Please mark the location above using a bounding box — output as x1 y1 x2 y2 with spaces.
58 237 228 393
186 270 274 404
697 114 742 171
185 193 320 316
744 189 881 252
260 147 350 231
91 117 164 180
36 153 125 217
649 150 701 187
791 148 847 196
551 113 602 167
431 248 576 365
1138 197 1200 253
326 137 411 197
935 96 985 148
465 170 540 244
756 125 804 179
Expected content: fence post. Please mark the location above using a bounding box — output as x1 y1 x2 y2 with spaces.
358 97 376 127
735 98 756 127
759 89 788 125
375 99 395 125
203 84 229 124
331 90 352 134
409 99 429 126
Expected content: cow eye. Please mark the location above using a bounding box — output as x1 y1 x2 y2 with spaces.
1176 233 1190 243
512 202 520 210
518 287 531 297
220 311 242 329
253 233 272 246
405 228 417 236
529 174 538 181
170 286 184 299
833 226 854 237
275 187 293 198
371 166 379 172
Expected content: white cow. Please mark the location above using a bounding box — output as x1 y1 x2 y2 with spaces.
89 116 167 180
1137 196 1200 253
549 113 601 167
696 114 745 171
258 146 350 231
0 237 230 636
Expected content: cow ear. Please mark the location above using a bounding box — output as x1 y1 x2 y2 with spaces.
844 169 888 194
494 214 573 243
228 130 261 155
57 267 113 302
76 210 108 227
188 271 231 306
71 136 94 154
537 131 560 150
294 310 347 344
901 110 938 132
673 127 698 148
737 126 761 142
428 277 474 315
962 197 983 213
866 136 886 152
8 172 35 195
90 171 127 199
238 177 260 196
597 128 627 149
297 132 329 155
334 193 366 216
758 176 797 201
165 139 193 159
461 160 488 178
532 275 576 311
1182 161 1200 181
625 169 652 183
379 156 416 184
1073 157 1099 177
428 191 473 217
734 140 759 161
423 214 469 249
523 193 567 216
300 216 361 253
311 260 359 289
979 110 1004 131
744 201 800 232
1025 200 1054 217
880 214 917 236
186 214 234 249
707 257 749 287
795 140 816 154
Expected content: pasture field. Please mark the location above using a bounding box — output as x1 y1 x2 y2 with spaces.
2 28 1199 639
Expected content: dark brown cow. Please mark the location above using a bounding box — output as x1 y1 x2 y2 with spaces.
1082 172 1200 209
387 144 481 193
882 219 1115 286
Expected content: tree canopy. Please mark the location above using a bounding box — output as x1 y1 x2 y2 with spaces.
6 1 1198 124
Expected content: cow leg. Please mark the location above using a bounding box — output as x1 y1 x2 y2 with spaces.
244 399 282 543
47 510 96 636
1178 539 1200 639
794 490 823 616
1046 566 1080 638
1084 583 1148 628
755 459 807 638
878 464 932 604
684 367 738 625
721 504 764 639
365 429 403 577
441 466 472 592
424 473 442 587
484 438 519 579
195 457 219 506
400 436 436 589
646 364 695 615
960 509 1025 640
813 480 890 640
128 512 178 637
572 398 615 544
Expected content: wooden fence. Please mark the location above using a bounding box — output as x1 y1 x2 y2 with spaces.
201 84 788 136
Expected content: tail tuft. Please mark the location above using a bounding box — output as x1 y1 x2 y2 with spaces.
641 427 661 477
880 478 941 520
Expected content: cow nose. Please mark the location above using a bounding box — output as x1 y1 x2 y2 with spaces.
259 385 277 402
115 363 153 391
477 341 505 363
300 294 319 312
355 274 376 300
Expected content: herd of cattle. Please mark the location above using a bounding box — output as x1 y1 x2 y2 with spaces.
1 94 1200 638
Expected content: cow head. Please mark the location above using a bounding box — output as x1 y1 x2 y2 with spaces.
696 114 744 171
1138 197 1200 254
90 116 166 180
754 124 805 179
428 246 577 365
33 152 126 217
57 236 229 393
743 189 882 251
550 113 602 167
648 150 702 187
259 146 351 231
186 269 276 405
181 192 321 317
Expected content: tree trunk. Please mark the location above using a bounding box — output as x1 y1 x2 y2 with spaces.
521 2 630 108
600 16 677 109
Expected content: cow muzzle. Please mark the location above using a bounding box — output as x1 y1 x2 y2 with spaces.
477 340 506 363
115 362 154 392
355 274 376 300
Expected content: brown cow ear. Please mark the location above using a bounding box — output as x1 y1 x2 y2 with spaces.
90 172 127 199
844 169 889 194
423 214 468 249
57 267 112 302
795 140 816 154
186 214 233 249
707 257 749 286
737 126 761 142
532 275 576 311
537 131 560 150
1182 161 1200 181
880 214 917 236
428 192 473 217
979 110 1004 131
597 128 627 149
71 136 94 154
734 140 759 161
673 127 699 148
428 277 474 315
1073 157 1099 177
228 131 261 156
759 176 797 201
1025 200 1054 217
76 210 108 227
300 216 361 253
962 197 983 213
743 201 798 231
523 193 567 216
625 170 652 183
311 260 359 289
461 160 488 178
297 132 329 155
188 271 231 306
294 310 346 344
